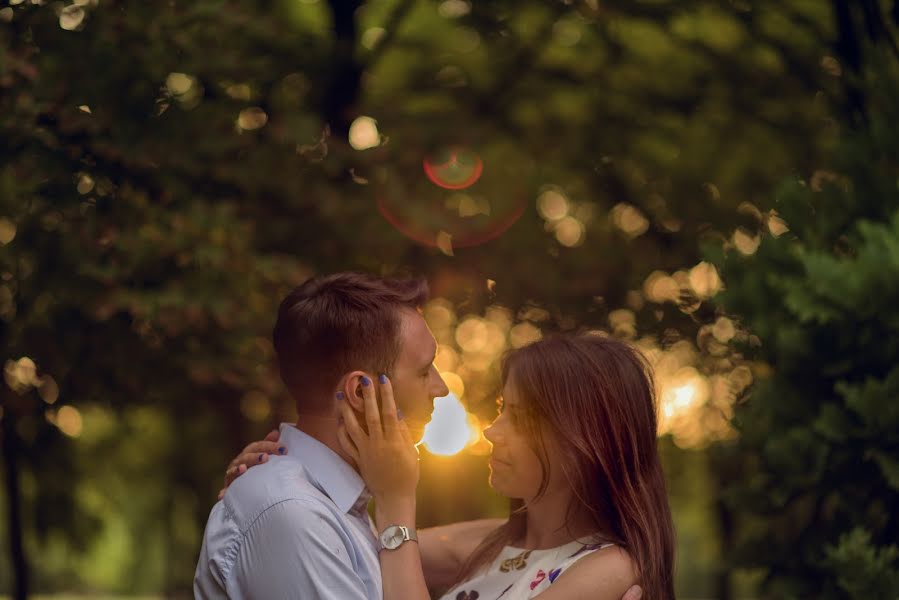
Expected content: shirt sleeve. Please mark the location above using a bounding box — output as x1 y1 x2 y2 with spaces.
228 498 371 600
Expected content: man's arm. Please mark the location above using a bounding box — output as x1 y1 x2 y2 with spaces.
230 499 370 600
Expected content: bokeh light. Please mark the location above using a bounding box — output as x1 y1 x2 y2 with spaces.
537 189 569 221
440 371 466 398
553 216 585 247
688 262 722 298
240 391 271 422
768 212 789 237
637 335 738 449
361 27 386 50
38 375 60 404
433 344 459 373
0 218 16 245
455 316 489 352
733 227 760 255
348 116 380 150
644 271 680 303
509 322 542 348
56 405 83 438
59 5 85 30
237 107 268 131
610 203 650 239
165 72 202 107
77 173 95 195
438 0 471 18
4 357 38 394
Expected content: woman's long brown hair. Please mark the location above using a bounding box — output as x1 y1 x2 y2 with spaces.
451 333 676 599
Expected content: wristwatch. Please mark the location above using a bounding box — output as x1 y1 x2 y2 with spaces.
378 524 418 551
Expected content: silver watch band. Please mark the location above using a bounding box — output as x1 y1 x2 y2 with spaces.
378 524 418 551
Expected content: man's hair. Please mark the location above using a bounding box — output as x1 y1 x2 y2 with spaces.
272 272 429 413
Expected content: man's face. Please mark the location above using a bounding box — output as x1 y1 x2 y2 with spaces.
388 309 449 440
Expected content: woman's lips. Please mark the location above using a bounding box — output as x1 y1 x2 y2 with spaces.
490 456 511 468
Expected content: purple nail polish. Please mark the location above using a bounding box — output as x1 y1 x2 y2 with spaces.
336 391 346 400
378 374 388 384
258 453 264 462
361 376 371 387
278 446 286 455
397 409 404 420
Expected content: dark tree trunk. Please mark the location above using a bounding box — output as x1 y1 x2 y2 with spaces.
322 0 364 137
2 399 29 600
832 0 867 122
715 494 734 600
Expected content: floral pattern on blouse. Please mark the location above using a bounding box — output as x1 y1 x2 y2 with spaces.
440 539 614 600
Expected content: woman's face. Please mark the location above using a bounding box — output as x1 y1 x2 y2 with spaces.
484 375 561 501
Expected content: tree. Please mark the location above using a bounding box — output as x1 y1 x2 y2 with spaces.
715 28 899 600
1 0 837 595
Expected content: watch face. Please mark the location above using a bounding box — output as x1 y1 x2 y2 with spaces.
381 526 405 549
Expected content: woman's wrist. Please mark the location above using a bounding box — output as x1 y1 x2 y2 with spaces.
374 496 417 531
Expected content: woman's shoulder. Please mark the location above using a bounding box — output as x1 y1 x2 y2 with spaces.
530 544 637 600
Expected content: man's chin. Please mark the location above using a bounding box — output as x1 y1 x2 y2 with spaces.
405 423 426 443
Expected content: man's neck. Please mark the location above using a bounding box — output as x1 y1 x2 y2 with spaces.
293 414 360 471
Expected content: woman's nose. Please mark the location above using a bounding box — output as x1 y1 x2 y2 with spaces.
484 422 498 444
432 371 450 398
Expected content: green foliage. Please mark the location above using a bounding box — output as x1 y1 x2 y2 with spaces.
716 55 899 598
824 528 899 600
0 0 838 594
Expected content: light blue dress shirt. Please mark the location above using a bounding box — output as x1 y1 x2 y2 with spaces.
194 423 382 599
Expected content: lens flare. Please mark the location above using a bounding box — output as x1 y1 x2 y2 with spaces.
377 143 528 248
423 146 484 190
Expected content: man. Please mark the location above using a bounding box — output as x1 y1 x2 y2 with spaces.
194 272 448 599
195 271 644 599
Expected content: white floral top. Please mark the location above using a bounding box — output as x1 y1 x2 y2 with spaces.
439 539 615 600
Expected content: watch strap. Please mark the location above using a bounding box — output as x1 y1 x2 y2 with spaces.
379 524 418 550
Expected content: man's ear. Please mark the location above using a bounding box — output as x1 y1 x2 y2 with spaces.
340 371 369 412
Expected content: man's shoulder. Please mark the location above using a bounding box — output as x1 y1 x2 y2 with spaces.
223 456 339 533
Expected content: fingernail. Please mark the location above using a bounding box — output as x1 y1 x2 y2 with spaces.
238 464 247 474
278 446 286 455
258 453 264 462
361 375 371 387
336 391 346 400
397 409 404 420
378 373 388 384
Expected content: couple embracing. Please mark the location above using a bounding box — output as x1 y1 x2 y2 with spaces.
195 272 675 599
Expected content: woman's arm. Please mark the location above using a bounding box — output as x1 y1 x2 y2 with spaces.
221 428 502 590
337 374 430 600
418 518 505 590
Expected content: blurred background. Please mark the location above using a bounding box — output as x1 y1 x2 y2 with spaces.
1 0 898 598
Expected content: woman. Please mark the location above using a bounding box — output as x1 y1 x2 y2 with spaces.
226 333 675 599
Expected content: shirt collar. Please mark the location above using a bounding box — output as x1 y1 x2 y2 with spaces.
278 423 369 515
